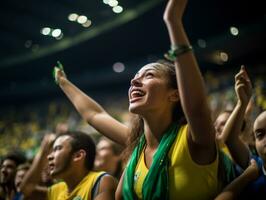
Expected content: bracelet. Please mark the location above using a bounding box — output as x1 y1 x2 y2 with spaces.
164 44 193 62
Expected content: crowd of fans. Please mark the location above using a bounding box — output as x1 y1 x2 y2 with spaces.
1 0 266 199
0 68 265 199
1 70 265 160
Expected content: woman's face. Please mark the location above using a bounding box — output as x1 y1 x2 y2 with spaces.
128 63 176 115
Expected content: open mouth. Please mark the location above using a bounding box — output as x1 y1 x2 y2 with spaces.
130 89 145 102
48 163 55 171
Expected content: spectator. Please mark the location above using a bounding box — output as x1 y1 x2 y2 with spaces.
53 0 236 199
20 132 117 200
0 151 26 200
94 136 123 179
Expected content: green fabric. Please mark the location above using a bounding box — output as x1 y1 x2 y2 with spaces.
52 61 65 85
218 150 237 186
122 123 179 200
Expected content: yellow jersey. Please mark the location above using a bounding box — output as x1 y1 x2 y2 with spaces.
48 171 105 200
134 125 219 200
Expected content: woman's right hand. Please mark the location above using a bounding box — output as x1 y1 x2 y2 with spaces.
234 65 252 106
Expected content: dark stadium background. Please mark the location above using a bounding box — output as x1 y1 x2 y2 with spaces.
0 0 265 106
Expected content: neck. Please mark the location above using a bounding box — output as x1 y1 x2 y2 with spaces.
143 112 173 149
64 168 90 193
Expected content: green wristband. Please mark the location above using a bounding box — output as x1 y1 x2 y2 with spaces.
164 45 193 62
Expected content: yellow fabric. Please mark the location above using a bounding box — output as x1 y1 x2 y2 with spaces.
134 148 148 199
133 124 219 200
168 125 219 200
48 171 105 200
219 142 232 160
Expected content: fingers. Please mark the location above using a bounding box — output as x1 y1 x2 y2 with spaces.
235 65 253 102
41 134 56 153
236 65 251 82
241 65 251 81
235 67 245 82
235 79 252 99
235 65 252 89
42 134 56 146
235 76 250 91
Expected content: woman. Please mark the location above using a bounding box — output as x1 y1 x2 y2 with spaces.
54 0 233 199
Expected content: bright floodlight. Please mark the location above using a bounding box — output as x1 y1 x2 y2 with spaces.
77 15 87 24
109 0 118 7
68 13 79 21
51 29 62 37
113 5 123 13
230 26 239 36
41 27 51 35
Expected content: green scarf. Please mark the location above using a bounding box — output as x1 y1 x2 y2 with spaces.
218 150 237 190
122 123 179 200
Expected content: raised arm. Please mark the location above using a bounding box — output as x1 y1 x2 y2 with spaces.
20 134 55 198
163 0 215 150
54 64 128 146
222 66 252 168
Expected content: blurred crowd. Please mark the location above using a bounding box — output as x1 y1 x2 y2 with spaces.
0 66 266 200
1 69 265 159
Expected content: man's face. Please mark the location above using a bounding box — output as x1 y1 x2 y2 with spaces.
0 159 17 185
47 135 73 179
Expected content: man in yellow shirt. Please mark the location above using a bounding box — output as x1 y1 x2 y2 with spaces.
20 131 117 200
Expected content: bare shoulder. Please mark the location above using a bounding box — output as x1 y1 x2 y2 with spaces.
99 174 118 191
94 174 118 200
